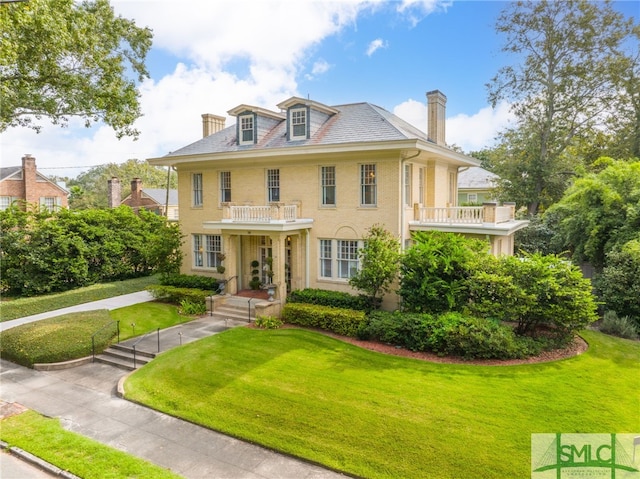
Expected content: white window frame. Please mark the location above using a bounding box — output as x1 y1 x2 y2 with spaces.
467 193 478 203
220 171 231 203
360 164 377 206
320 166 336 206
318 239 363 281
267 169 280 202
290 107 307 140
192 173 203 207
240 114 254 145
0 196 17 210
193 234 223 269
40 196 59 211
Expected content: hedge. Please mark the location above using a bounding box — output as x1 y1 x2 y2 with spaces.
282 303 366 337
287 288 369 311
160 274 220 291
147 285 208 307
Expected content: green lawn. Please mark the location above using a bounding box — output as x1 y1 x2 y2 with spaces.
125 328 639 479
0 276 158 322
0 410 183 479
0 303 195 367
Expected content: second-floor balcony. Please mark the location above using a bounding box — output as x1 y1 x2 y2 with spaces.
410 202 528 236
208 202 313 232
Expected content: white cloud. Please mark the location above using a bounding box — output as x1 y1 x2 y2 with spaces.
393 99 514 152
366 38 388 56
312 59 332 76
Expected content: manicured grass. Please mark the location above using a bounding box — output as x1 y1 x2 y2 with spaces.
125 328 639 479
0 410 182 479
0 303 194 367
0 276 158 322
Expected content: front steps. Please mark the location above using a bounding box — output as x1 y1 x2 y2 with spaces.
210 294 263 323
94 343 155 371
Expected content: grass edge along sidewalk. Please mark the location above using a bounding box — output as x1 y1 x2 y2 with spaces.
0 276 158 322
125 327 640 479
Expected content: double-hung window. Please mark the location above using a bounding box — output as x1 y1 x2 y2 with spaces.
40 197 58 211
404 164 412 206
320 166 336 206
360 164 377 206
0 196 15 210
193 234 222 268
240 114 254 144
267 169 280 202
319 239 361 280
291 108 307 140
220 171 231 203
192 173 203 207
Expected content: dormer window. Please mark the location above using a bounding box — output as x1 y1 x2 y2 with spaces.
240 114 254 144
291 108 307 140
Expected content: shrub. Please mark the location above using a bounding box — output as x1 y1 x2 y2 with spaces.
467 253 598 340
399 231 488 313
255 315 284 329
147 285 208 308
594 240 640 329
425 312 533 360
363 311 434 352
287 288 369 311
282 303 366 337
599 311 639 340
160 274 220 291
179 299 207 316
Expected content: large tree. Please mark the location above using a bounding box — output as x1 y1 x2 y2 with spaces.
487 0 636 215
68 159 176 209
0 0 152 138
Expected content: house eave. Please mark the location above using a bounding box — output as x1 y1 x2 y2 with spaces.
148 139 479 168
203 219 314 232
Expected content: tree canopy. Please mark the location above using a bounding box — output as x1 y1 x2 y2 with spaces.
0 0 152 138
486 0 637 215
67 159 176 209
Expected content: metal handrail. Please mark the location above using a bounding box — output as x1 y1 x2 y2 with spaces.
91 320 120 362
130 328 160 369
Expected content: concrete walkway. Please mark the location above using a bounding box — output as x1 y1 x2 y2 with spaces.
0 293 349 479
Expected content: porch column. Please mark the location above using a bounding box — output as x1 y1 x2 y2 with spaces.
222 233 238 294
268 232 288 301
288 233 301 292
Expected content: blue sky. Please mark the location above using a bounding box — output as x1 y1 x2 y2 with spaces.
2 0 638 178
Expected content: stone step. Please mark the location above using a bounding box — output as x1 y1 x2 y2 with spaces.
94 345 154 370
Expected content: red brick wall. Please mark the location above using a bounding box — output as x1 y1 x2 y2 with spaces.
0 155 69 209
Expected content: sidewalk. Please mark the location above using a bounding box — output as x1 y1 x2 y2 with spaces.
0 294 349 479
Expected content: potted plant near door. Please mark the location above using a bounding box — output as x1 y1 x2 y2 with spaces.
250 260 261 290
216 253 226 274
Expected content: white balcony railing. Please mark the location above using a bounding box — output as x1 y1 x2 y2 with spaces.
414 203 515 225
224 204 298 223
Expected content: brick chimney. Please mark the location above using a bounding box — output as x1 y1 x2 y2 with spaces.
130 178 142 207
22 154 37 204
107 177 121 208
201 113 226 138
426 90 447 146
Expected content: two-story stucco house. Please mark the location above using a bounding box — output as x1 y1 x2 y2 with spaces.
0 154 69 211
148 90 528 309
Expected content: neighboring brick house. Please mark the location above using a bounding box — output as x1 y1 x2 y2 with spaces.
0 154 69 210
108 177 179 220
147 90 528 308
457 167 499 205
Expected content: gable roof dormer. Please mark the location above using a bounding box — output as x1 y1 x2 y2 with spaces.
227 104 284 146
276 97 338 142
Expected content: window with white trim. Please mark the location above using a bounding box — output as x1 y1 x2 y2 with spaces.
467 193 478 203
404 164 412 206
240 114 254 144
193 234 223 268
0 196 18 210
220 171 231 203
320 166 336 206
360 164 377 206
319 239 332 278
192 173 203 207
319 239 362 280
40 196 59 211
291 108 307 139
267 169 280 202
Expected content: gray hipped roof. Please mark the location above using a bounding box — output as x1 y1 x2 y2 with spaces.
165 102 433 158
142 188 179 206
